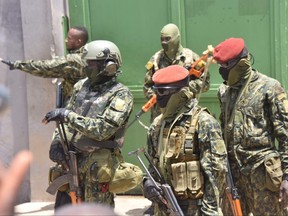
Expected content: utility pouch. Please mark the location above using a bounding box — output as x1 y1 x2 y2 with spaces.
109 161 143 194
90 149 113 183
264 156 283 192
187 161 204 199
48 164 68 192
171 162 188 199
165 126 186 159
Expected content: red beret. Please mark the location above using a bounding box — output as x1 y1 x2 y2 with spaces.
213 38 245 63
152 65 189 85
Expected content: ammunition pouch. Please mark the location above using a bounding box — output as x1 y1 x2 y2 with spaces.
171 161 204 200
264 156 283 192
161 106 205 200
48 164 69 192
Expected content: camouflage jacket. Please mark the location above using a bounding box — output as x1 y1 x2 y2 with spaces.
218 70 288 176
147 99 227 215
143 46 210 100
53 77 133 151
13 48 87 103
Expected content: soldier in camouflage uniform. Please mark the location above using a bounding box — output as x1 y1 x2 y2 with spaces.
143 65 227 215
43 40 133 207
1 26 89 208
143 23 210 122
214 37 288 215
1 26 89 104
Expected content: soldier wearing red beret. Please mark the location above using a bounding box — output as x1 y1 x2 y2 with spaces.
214 37 288 215
143 65 227 215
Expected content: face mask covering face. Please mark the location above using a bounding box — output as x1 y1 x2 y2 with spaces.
227 57 251 86
160 24 180 60
161 87 193 120
219 67 230 81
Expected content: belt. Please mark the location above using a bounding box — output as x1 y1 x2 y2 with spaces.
75 136 118 151
177 198 202 206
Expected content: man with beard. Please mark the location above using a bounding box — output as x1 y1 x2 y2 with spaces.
1 26 88 104
1 26 89 208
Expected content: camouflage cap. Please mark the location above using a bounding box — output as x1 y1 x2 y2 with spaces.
152 65 189 85
213 37 245 64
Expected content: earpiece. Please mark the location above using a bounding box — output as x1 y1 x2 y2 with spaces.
99 48 119 76
104 60 118 76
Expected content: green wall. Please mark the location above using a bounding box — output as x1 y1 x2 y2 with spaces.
67 0 288 193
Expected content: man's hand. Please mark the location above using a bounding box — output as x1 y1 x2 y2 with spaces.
0 150 33 215
42 108 71 124
279 179 288 210
143 178 167 206
0 58 15 70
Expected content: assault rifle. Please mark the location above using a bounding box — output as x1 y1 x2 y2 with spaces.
128 148 184 216
226 160 242 216
43 82 82 204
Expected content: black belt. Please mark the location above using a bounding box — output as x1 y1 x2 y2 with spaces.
177 198 202 206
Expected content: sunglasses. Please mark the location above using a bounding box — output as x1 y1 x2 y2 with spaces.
152 86 181 96
218 57 242 70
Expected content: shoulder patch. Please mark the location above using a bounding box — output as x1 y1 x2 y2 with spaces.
113 98 126 111
145 61 154 70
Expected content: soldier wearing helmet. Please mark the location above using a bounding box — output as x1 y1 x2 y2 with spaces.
143 65 227 215
43 40 134 206
143 23 210 123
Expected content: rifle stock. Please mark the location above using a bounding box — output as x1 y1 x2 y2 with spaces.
226 160 242 216
128 148 184 216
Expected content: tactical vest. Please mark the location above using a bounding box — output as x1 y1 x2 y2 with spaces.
67 80 127 152
158 106 206 200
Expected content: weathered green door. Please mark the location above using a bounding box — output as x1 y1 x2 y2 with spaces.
67 0 288 193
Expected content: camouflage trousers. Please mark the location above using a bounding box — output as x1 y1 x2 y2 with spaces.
77 150 115 207
154 202 201 216
222 161 283 216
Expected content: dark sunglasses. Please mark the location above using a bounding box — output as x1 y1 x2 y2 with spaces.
152 86 181 96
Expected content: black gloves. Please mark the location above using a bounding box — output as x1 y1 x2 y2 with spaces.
1 59 15 70
44 108 71 123
143 178 166 205
49 140 66 163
